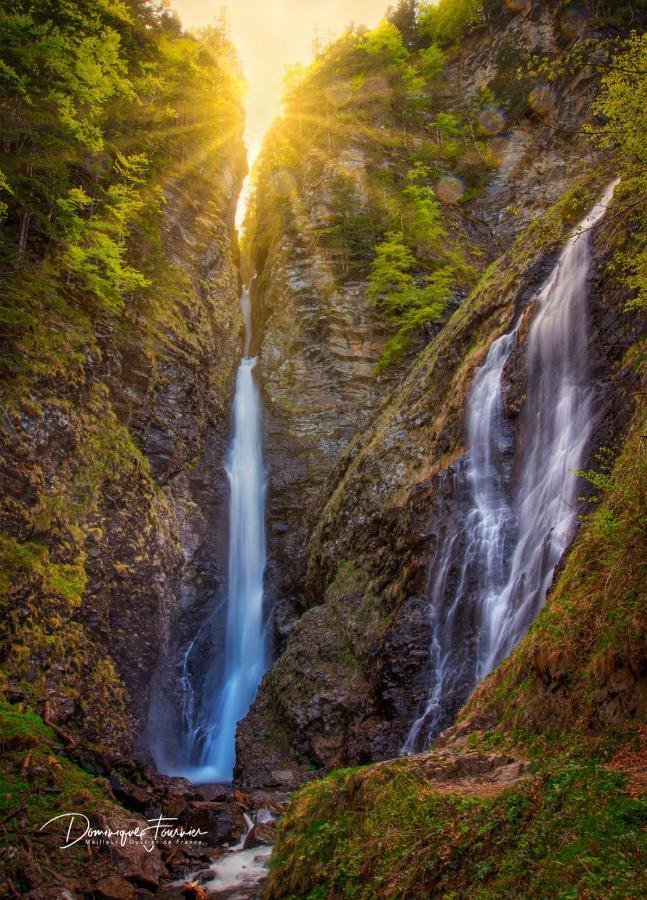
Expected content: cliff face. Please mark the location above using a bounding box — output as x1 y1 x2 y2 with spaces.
0 6 247 753
237 0 643 785
244 0 604 652
0 152 246 754
247 159 400 646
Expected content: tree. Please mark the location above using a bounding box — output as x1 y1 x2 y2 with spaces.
360 20 409 66
387 0 419 49
590 31 647 310
369 231 453 367
418 0 484 48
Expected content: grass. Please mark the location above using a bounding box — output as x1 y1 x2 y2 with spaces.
267 757 646 899
0 700 119 886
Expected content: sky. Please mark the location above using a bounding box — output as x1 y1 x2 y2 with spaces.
171 0 389 163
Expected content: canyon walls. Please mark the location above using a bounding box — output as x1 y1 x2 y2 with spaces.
0 5 247 753
237 0 645 784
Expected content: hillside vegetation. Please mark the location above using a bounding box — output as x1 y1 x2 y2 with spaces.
254 2 647 896
0 0 245 747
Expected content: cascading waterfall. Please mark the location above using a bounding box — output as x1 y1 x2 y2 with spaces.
174 289 268 783
404 181 618 754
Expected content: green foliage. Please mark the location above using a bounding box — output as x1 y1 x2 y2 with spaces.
590 31 647 310
420 42 444 78
419 0 485 48
359 20 409 65
57 179 151 314
0 0 244 373
369 231 453 366
368 231 416 301
268 758 646 899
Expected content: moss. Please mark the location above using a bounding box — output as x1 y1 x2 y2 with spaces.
325 560 371 602
0 701 122 885
268 754 647 899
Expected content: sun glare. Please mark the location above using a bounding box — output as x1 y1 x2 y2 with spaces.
170 0 389 220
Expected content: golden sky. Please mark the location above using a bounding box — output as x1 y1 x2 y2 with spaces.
171 0 389 161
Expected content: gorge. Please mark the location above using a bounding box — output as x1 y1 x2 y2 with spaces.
0 1 645 898
172 291 269 785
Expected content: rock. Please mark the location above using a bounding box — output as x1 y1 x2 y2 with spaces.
182 801 244 845
109 774 151 813
247 791 290 816
68 747 112 777
164 794 189 819
94 875 138 900
91 811 166 889
243 821 277 849
4 685 26 704
192 783 230 803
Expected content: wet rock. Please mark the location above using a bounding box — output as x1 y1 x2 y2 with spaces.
94 874 138 900
182 801 244 845
192 784 230 803
91 811 166 889
243 822 277 849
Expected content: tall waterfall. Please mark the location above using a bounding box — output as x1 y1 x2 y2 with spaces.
404 181 618 753
176 290 268 783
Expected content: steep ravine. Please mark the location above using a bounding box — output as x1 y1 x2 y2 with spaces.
236 0 641 785
1 1 645 897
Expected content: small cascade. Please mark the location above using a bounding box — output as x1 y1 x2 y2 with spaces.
404 181 618 753
177 807 276 897
173 289 269 783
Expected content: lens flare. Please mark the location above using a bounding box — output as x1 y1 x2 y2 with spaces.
271 168 297 199
325 80 352 108
560 8 587 40
478 105 506 137
436 175 465 204
488 136 509 165
529 84 557 117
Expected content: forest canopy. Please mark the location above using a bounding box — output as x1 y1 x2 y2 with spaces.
0 0 244 379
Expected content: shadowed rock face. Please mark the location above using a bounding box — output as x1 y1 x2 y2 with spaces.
235 0 625 785
0 138 247 751
237 183 641 784
106 169 247 748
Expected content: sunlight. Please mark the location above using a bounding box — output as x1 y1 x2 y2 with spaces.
170 0 389 217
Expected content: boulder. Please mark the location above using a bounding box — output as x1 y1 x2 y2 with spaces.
243 821 277 849
182 801 244 845
91 811 166 890
94 874 137 900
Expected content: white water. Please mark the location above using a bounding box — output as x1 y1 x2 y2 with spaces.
176 290 268 783
177 807 275 897
404 181 618 753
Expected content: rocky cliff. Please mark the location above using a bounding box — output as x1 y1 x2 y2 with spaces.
0 4 247 756
237 0 645 786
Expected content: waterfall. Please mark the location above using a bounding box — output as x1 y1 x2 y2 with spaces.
173 289 268 783
404 181 618 753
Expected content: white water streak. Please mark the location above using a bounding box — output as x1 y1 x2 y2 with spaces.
176 290 268 783
404 181 618 753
